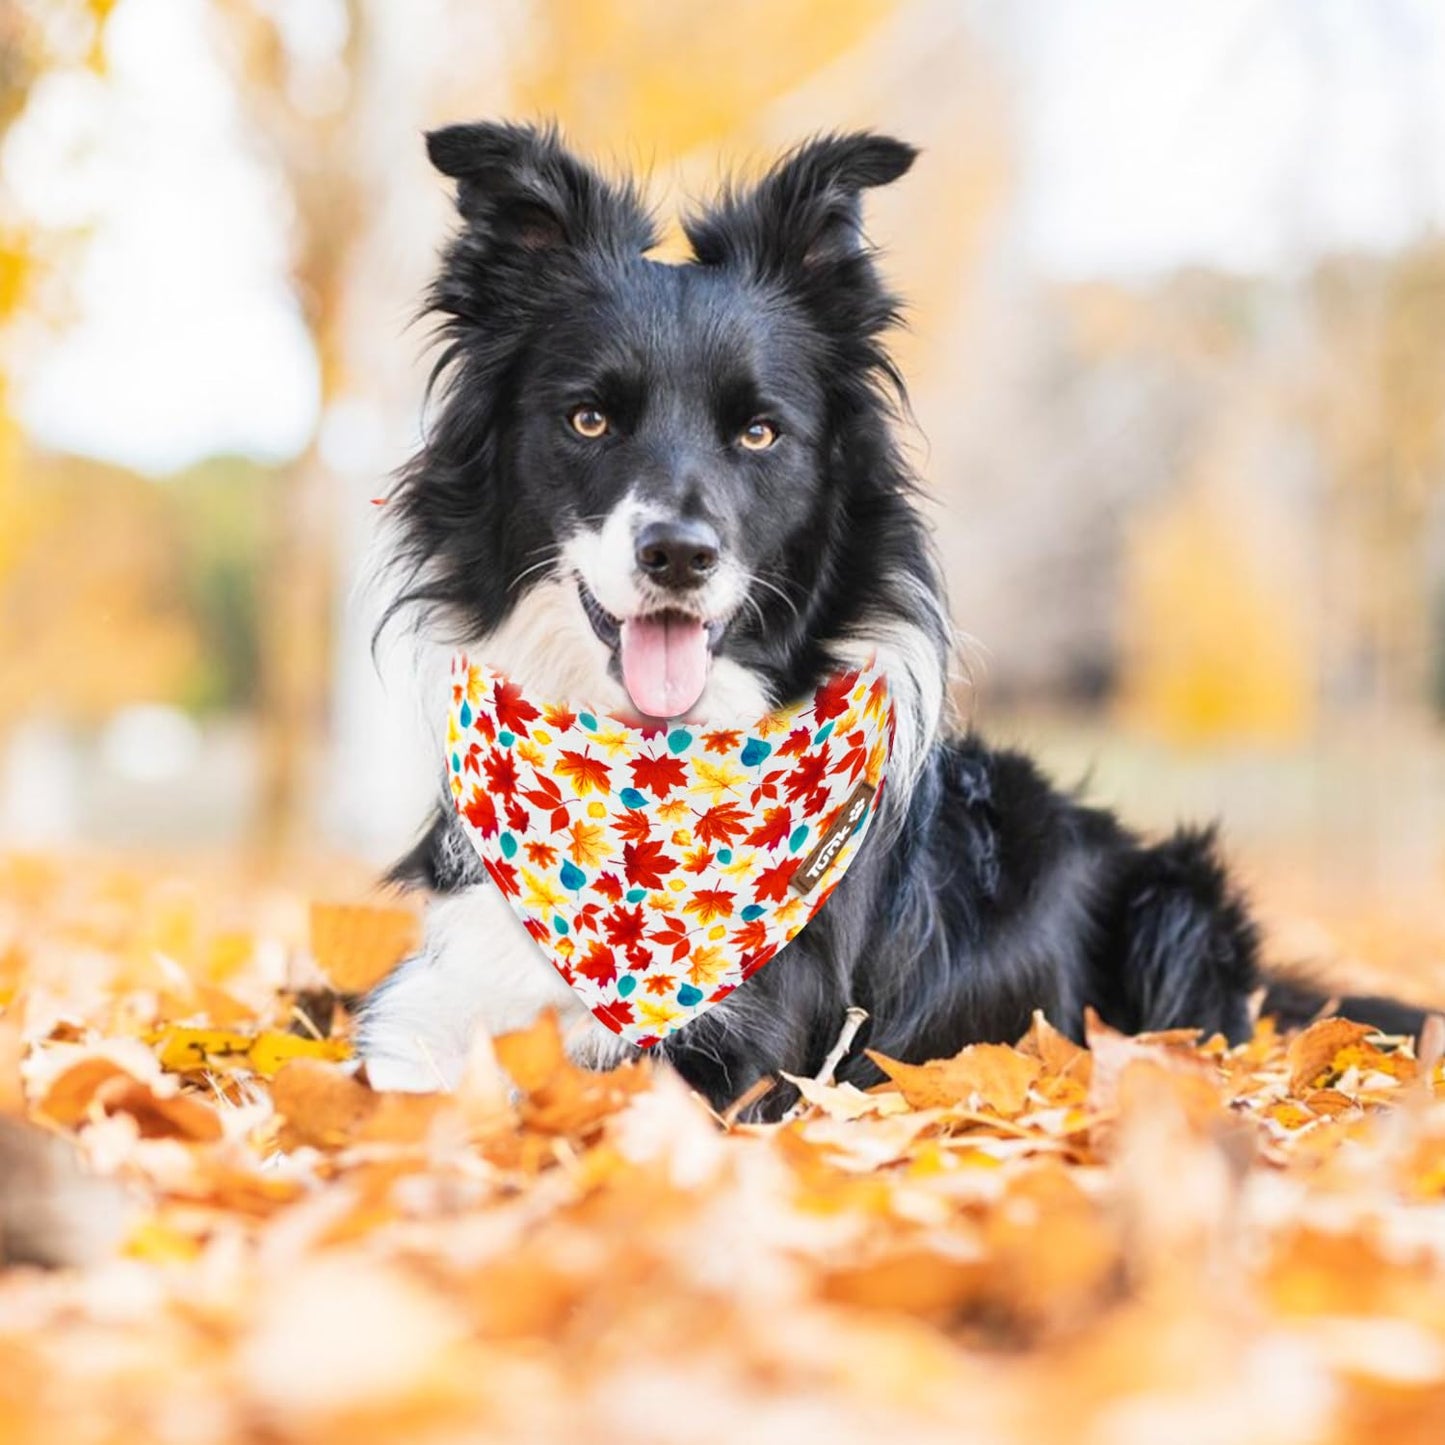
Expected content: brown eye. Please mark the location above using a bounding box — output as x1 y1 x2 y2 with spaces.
570 406 609 439
738 418 778 451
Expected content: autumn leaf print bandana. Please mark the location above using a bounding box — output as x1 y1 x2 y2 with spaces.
447 655 894 1047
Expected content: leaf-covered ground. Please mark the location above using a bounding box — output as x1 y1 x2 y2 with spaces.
3 853 1445 1444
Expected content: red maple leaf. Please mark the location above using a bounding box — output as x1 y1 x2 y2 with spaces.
624 942 653 972
778 727 812 758
463 742 484 776
701 728 742 755
623 838 676 890
575 942 617 986
648 914 691 963
601 903 646 949
629 753 689 798
505 798 529 833
594 871 624 903
754 857 799 902
783 751 829 803
731 917 769 953
813 669 859 722
644 973 676 997
745 805 792 849
463 791 499 837
521 773 564 810
741 944 779 979
523 840 558 867
594 999 634 1033
831 734 868 783
694 803 749 847
482 857 518 896
542 701 577 730
483 748 520 796
613 809 653 844
492 676 540 735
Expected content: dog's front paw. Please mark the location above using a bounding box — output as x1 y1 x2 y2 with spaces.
354 952 477 1094
358 1049 457 1094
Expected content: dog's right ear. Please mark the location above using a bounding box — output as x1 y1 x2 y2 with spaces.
426 121 655 258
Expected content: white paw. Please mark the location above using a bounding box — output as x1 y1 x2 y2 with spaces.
359 1049 460 1094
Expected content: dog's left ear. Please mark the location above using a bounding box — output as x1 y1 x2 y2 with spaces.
685 132 916 279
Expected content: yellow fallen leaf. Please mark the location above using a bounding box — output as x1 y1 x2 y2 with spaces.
148 1025 351 1079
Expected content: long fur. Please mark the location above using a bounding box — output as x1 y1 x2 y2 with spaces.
358 122 1422 1115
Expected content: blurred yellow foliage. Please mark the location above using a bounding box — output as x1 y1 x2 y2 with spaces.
517 0 898 165
1119 479 1315 744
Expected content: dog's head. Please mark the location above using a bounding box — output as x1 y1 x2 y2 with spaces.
393 122 922 722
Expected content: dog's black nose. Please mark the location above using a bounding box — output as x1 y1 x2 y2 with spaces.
634 519 720 590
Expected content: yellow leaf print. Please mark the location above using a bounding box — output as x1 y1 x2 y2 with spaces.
637 998 685 1031
521 868 568 916
648 891 679 913
774 895 805 927
515 738 546 767
686 945 728 988
590 726 633 759
657 797 691 824
690 756 747 805
446 713 461 748
566 819 610 869
717 850 757 880
866 740 888 788
465 664 486 706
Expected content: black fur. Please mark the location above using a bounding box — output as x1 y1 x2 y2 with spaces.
377 122 1424 1117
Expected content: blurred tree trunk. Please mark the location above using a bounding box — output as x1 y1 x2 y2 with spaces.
212 0 367 855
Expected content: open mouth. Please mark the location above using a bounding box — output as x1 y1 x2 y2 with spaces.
577 581 726 720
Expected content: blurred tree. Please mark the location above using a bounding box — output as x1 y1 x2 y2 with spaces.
210 0 367 852
0 1 148 729
1309 246 1445 716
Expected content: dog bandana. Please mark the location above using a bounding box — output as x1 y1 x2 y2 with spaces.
447 655 893 1047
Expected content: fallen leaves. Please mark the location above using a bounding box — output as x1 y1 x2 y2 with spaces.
3 860 1445 1445
869 1040 1041 1116
149 1024 351 1078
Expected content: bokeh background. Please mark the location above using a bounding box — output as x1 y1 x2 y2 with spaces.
2 0 1442 992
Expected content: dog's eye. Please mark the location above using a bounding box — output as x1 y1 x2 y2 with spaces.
738 419 779 451
569 406 610 439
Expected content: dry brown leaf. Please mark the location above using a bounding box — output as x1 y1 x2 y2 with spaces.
36 1054 222 1141
867 1042 1041 1117
272 1060 443 1150
493 1010 649 1135
1017 1009 1093 1085
1287 1016 1378 1094
310 901 422 993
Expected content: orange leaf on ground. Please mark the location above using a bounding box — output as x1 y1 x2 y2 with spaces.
1286 1016 1378 1094
310 901 422 993
868 1042 1041 1116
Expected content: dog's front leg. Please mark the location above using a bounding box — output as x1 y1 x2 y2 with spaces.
357 883 598 1091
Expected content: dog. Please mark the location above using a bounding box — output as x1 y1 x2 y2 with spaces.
358 122 1421 1114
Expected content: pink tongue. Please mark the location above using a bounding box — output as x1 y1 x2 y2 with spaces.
620 614 710 719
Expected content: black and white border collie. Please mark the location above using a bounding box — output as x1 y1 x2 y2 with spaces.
358 122 1418 1113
